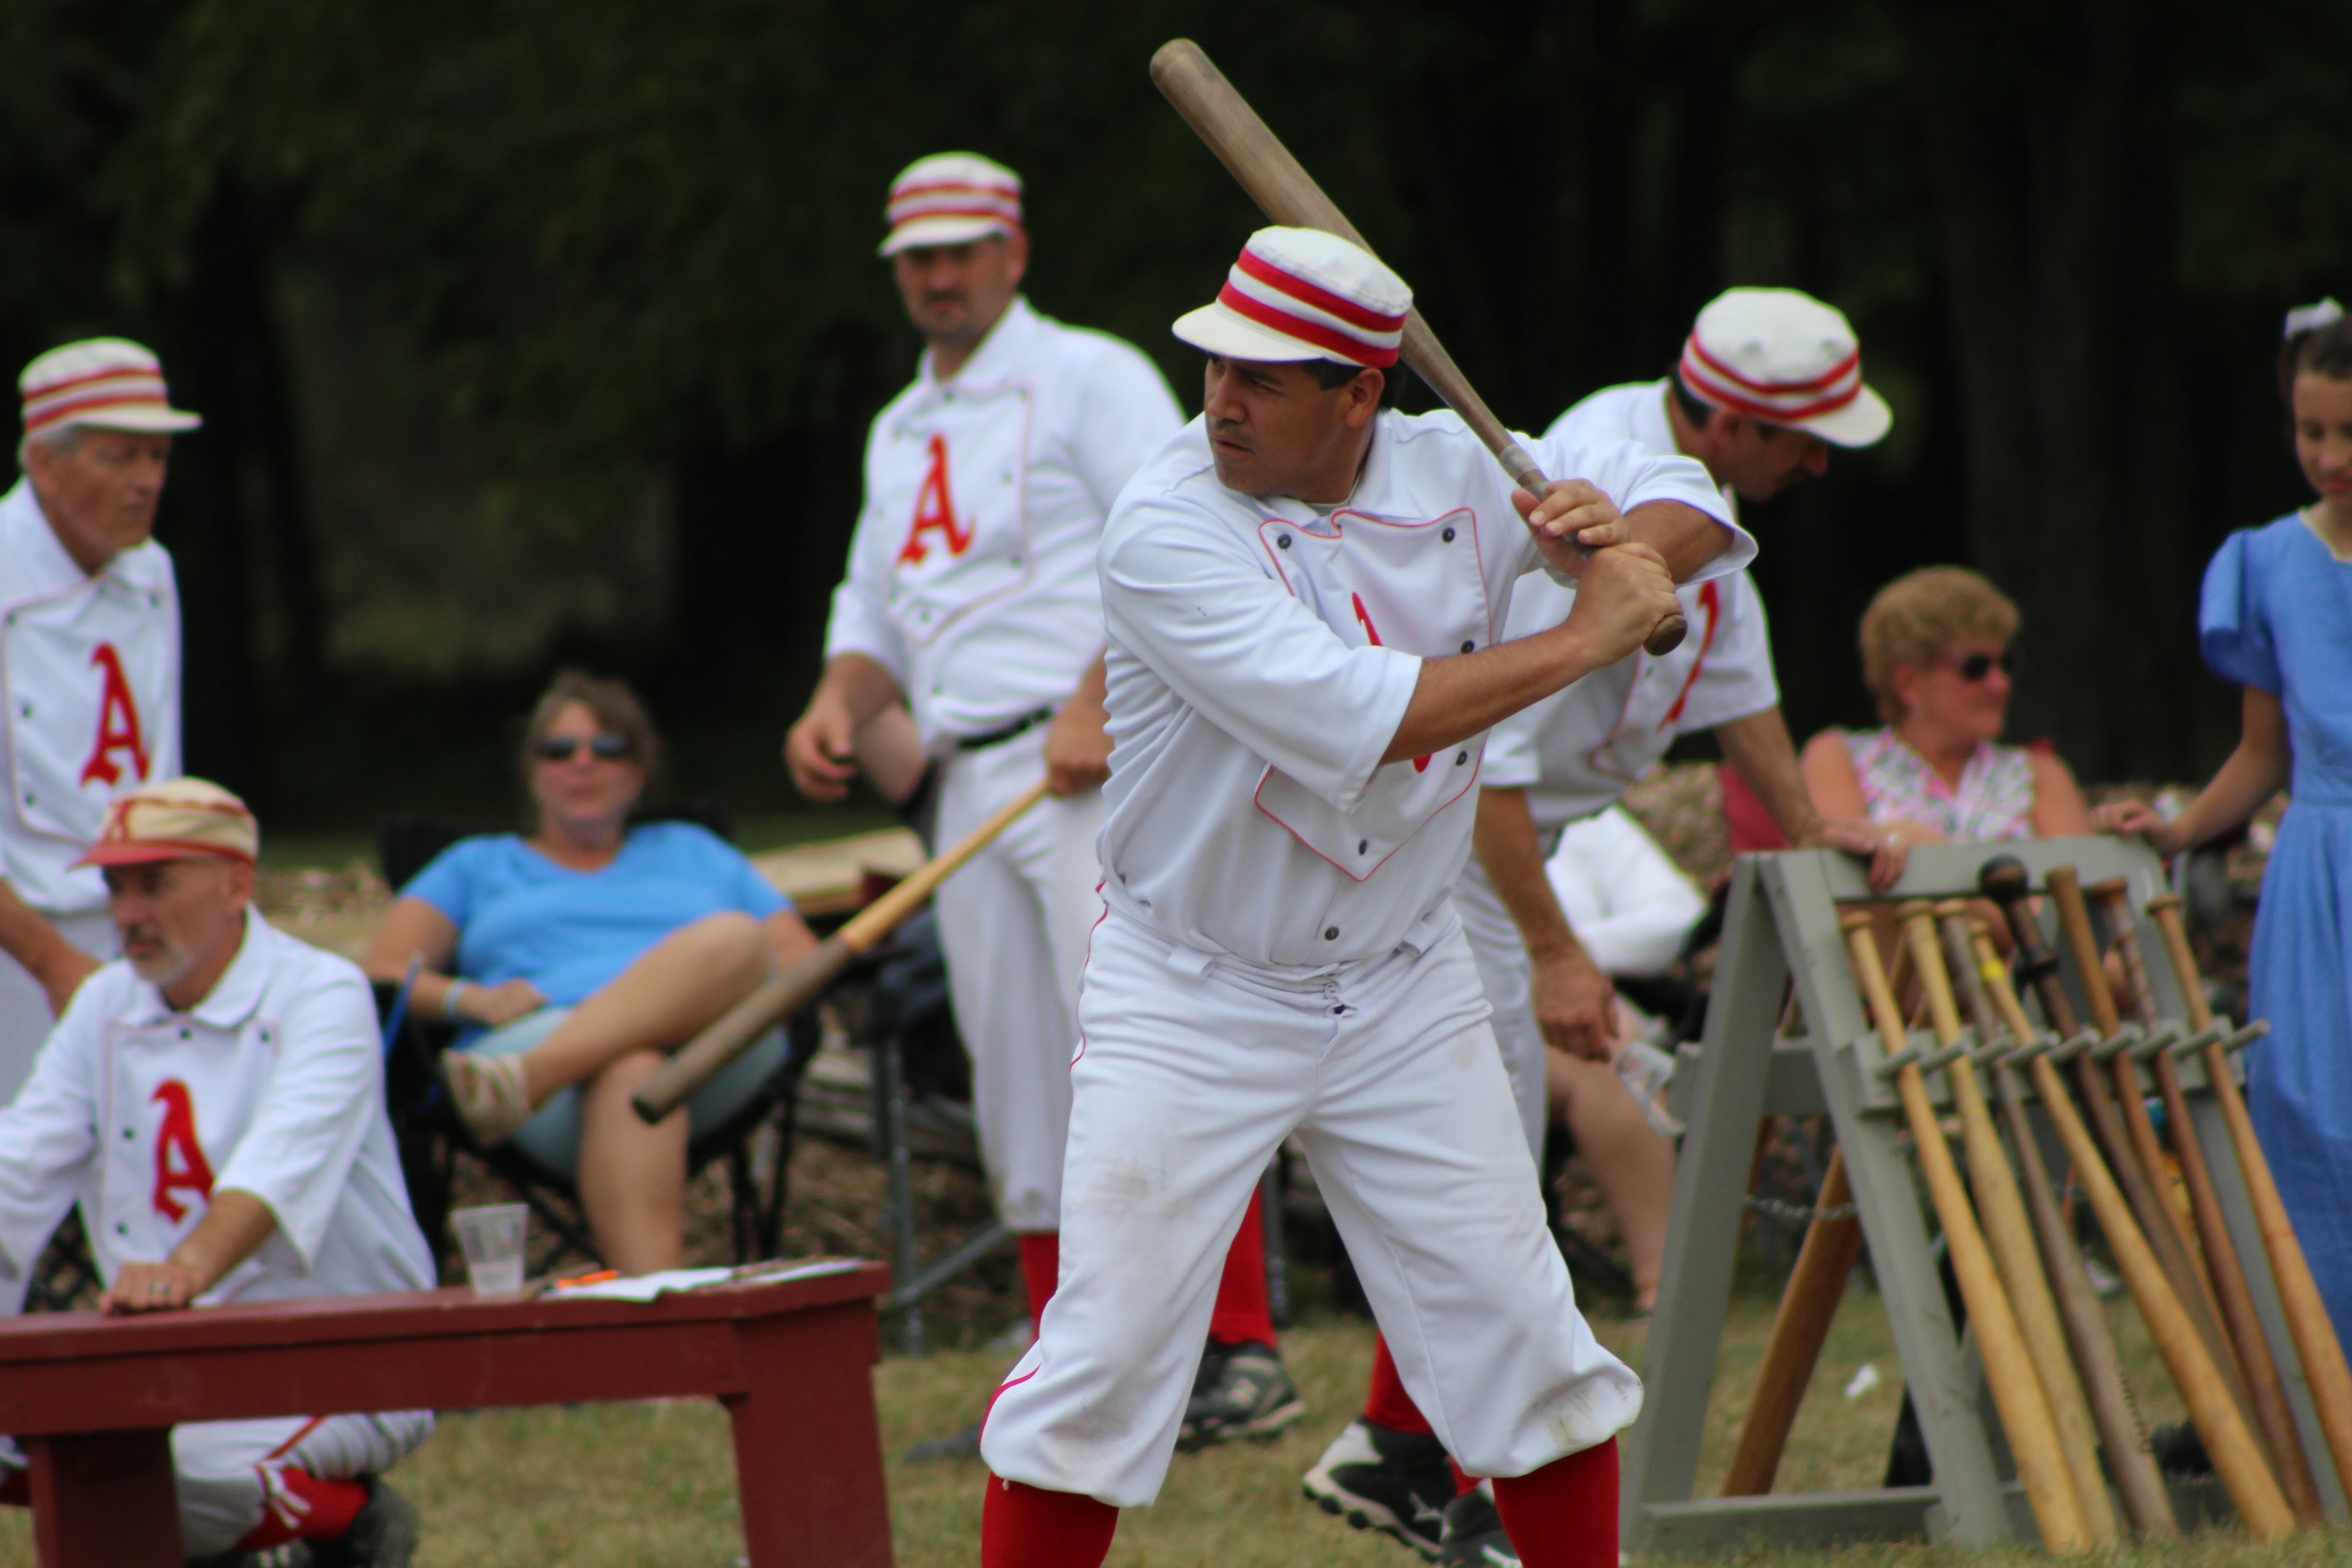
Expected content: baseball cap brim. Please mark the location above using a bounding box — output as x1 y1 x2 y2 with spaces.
1173 301 1351 365
1789 384 1890 449
72 840 247 870
878 215 1018 257
55 407 204 436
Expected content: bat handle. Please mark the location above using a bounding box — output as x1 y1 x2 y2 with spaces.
1508 444 1689 656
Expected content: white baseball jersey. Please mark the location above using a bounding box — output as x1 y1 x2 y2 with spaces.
0 908 435 1305
1095 408 1747 969
823 296 1181 750
0 480 183 918
1479 381 1780 830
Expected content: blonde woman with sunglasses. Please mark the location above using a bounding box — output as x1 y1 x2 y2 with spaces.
1801 566 2092 846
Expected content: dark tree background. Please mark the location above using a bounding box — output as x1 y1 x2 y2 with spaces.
2 0 2347 828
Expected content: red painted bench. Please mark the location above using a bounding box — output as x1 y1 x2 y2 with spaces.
0 1263 894 1567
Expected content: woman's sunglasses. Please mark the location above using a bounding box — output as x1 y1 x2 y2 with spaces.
533 732 637 763
1939 651 2017 682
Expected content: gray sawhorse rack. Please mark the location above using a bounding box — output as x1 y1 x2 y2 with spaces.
1620 840 2348 1552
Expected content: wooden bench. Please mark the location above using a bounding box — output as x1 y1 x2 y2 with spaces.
0 1263 894 1566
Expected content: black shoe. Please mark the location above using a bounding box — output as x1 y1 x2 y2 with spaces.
1440 1486 1519 1566
903 1420 984 1463
2151 1421 2214 1477
1179 1340 1307 1451
1302 1419 1456 1560
310 1476 418 1568
186 1547 313 1568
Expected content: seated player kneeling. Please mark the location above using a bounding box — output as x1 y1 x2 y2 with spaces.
0 778 433 1567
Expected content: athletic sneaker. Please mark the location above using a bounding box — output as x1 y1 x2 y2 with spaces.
1440 1485 1519 1566
1302 1418 1456 1560
312 1475 420 1568
439 1051 534 1146
1179 1340 1306 1450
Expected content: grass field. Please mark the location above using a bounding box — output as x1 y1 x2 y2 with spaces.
5 1275 2335 1567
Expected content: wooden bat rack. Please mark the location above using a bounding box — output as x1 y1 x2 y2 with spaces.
1619 840 2350 1551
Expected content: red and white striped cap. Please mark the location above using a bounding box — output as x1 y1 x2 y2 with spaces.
1677 289 1889 448
19 338 201 442
879 152 1023 256
1174 227 1410 367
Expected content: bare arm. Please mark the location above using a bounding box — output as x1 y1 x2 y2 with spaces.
102 1189 275 1314
1475 788 1615 1061
785 653 909 802
2026 751 2093 838
2096 686 2291 855
1041 654 1112 798
358 896 545 1028
1719 709 1903 890
764 908 821 968
0 879 99 1014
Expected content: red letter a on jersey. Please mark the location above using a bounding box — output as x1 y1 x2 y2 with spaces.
79 643 152 789
895 434 975 566
151 1080 215 1224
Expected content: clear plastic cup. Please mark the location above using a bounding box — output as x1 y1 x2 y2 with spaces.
452 1203 529 1296
1614 1040 1685 1138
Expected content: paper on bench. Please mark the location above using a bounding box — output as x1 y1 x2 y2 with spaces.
551 1258 865 1302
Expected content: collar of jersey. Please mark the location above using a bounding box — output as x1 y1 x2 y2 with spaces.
0 478 167 600
921 294 1040 392
120 907 274 1029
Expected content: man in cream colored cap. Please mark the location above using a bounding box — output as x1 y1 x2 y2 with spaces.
1305 286 1901 1564
973 226 1752 1568
0 779 435 1566
785 154 1301 1457
0 339 192 1113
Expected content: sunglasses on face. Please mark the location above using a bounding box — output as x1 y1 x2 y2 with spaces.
1940 651 2017 682
533 732 636 763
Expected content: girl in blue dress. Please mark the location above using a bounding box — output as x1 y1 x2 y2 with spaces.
2099 299 2352 1333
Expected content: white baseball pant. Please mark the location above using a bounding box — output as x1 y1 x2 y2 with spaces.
932 726 1105 1233
980 909 1639 1506
2 1409 432 1556
1452 855 1554 1160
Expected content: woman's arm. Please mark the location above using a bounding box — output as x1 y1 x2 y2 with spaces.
358 896 543 1026
2027 751 2094 838
764 908 821 969
2096 686 2292 855
1798 729 1871 821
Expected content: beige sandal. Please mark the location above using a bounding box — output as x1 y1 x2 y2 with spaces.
440 1051 536 1146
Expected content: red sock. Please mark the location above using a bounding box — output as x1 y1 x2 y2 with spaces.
1207 1188 1278 1348
1491 1438 1619 1568
233 1469 369 1551
1362 1333 1434 1435
1018 1231 1060 1336
981 1476 1117 1568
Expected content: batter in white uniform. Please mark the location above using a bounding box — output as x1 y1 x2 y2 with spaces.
975 227 1748 1568
0 779 433 1564
0 340 189 1113
787 155 1295 1445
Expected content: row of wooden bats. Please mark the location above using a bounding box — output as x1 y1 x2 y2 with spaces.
1723 859 2352 1548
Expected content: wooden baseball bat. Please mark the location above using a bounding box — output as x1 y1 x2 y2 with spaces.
630 779 1054 1123
1720 1148 1864 1496
1841 911 2090 1551
1149 38 1686 657
2090 879 2323 1524
1898 903 2116 1542
1941 906 2174 1537
2147 892 2352 1510
1969 924 2296 1540
1978 859 2246 1405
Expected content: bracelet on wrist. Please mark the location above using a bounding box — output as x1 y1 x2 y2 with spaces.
443 979 471 1021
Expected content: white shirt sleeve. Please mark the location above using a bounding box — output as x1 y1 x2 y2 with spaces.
1102 503 1423 812
1673 572 1781 730
1546 807 1707 977
0 1009 97 1288
212 968 388 1275
820 425 916 689
1071 343 1185 514
1529 432 1753 581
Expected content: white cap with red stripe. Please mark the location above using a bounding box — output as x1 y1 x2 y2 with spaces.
19 338 201 441
879 152 1024 256
1677 288 1889 448
1174 227 1410 367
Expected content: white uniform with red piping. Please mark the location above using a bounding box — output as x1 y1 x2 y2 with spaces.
821 297 1180 1231
977 406 1747 1503
0 480 182 1111
1461 379 1779 1153
0 910 435 1554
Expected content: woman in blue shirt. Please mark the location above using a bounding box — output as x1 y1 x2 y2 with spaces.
362 672 817 1274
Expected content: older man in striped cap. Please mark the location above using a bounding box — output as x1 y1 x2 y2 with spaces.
0 340 193 1118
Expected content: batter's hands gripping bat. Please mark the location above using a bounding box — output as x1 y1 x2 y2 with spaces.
1149 39 1687 658
1967 918 2296 1540
2146 892 2352 1511
1720 1148 1864 1497
1937 903 2175 1537
630 779 1054 1124
1898 902 2116 1543
1841 910 2090 1552
2088 878 2323 1524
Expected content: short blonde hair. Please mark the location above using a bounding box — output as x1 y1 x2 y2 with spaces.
1859 566 2020 722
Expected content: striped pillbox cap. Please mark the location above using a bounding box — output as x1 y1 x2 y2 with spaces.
1676 289 1889 448
19 338 202 441
880 153 1023 256
1174 227 1411 368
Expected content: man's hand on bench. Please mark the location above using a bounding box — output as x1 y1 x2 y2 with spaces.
102 1190 276 1315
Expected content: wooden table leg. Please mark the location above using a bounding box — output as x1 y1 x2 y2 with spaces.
726 1302 894 1567
25 1429 179 1567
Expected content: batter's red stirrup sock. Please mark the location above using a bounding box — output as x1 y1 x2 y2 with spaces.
1018 1231 1060 1335
981 1475 1117 1568
1362 1333 1435 1435
231 1469 369 1551
1491 1437 1620 1568
1207 1187 1278 1348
